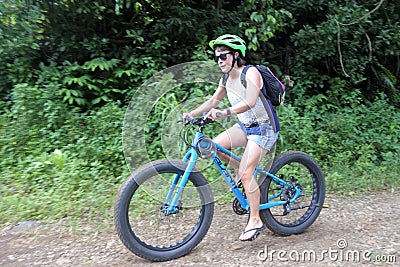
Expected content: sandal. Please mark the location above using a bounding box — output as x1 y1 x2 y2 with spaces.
239 224 266 241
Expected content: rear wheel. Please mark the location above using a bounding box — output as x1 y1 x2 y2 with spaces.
260 151 325 235
114 159 214 261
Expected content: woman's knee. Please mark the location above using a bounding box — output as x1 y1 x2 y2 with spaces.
237 168 253 181
213 134 231 149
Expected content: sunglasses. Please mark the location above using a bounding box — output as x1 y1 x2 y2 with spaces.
214 52 234 63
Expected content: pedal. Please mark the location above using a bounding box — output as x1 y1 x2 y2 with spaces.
283 203 291 215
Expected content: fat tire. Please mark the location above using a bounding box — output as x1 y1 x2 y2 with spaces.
114 159 214 261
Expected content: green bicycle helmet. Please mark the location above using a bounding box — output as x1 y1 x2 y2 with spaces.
209 34 247 57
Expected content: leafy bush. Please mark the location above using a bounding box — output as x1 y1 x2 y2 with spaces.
1 83 126 223
278 78 400 193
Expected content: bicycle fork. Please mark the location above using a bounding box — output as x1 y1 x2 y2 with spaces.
162 149 198 215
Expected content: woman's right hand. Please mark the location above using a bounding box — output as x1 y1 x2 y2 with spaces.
182 112 193 120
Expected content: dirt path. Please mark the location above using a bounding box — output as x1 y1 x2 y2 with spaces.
1 191 399 266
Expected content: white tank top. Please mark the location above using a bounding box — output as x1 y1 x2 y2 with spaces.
226 78 269 126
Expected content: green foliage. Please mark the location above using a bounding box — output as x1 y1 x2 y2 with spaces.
0 0 46 98
278 79 400 193
285 0 400 104
239 0 292 51
61 58 124 106
1 82 126 223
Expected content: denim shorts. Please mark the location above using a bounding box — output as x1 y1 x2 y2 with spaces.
235 121 279 151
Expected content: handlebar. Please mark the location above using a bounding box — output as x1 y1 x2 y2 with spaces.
180 114 220 143
182 116 213 126
183 111 223 125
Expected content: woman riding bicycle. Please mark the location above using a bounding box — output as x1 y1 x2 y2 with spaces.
183 34 280 241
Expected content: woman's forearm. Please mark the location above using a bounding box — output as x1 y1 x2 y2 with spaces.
190 98 221 117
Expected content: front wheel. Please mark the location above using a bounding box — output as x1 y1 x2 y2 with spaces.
114 159 214 261
260 151 325 235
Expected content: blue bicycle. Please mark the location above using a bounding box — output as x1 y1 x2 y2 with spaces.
114 116 325 261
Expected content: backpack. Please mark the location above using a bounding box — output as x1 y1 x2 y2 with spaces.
222 64 285 106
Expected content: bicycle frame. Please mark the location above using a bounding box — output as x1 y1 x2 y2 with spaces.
164 128 301 214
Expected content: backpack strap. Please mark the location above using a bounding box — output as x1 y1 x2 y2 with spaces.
222 65 252 88
240 65 253 88
221 73 229 87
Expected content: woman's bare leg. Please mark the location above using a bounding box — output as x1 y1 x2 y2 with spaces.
238 140 268 241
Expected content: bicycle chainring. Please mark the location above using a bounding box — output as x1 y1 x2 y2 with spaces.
232 198 248 215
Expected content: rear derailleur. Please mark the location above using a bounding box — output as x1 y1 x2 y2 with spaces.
280 174 303 215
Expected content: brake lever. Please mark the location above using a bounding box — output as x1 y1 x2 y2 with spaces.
181 116 192 125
